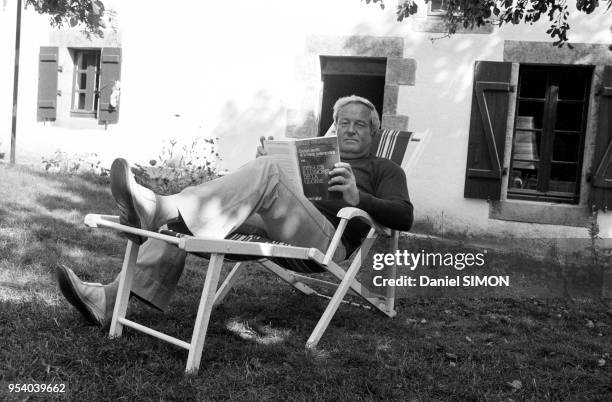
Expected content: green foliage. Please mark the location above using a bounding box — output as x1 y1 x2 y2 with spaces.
132 137 220 195
25 0 108 37
365 0 612 46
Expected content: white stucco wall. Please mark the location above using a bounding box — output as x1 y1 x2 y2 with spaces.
1 0 611 243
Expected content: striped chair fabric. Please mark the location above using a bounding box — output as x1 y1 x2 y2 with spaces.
160 230 325 273
371 129 412 165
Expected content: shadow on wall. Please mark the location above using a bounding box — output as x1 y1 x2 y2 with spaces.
213 91 285 171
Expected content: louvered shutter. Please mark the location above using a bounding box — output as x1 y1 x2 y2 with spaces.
98 47 121 125
590 66 612 211
464 61 513 200
37 46 59 121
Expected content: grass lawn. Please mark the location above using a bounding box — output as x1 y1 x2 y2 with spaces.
1 163 611 401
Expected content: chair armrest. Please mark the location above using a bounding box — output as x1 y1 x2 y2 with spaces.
336 207 391 236
321 207 391 266
84 214 120 228
84 213 181 245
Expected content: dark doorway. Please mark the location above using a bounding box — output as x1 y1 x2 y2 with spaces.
319 56 386 136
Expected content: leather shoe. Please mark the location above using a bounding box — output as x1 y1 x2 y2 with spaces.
110 158 156 245
56 265 109 327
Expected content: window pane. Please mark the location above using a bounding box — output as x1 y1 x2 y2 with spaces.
552 132 580 162
80 53 89 69
430 0 447 12
512 129 539 167
555 103 584 131
79 73 87 90
516 102 545 129
558 73 588 101
549 163 577 193
78 93 86 110
509 167 539 190
519 69 547 99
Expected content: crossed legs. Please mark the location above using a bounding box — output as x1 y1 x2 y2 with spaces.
57 156 346 325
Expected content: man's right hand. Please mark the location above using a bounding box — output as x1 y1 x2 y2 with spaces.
256 136 274 158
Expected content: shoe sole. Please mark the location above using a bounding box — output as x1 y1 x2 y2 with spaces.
110 158 145 244
56 265 103 326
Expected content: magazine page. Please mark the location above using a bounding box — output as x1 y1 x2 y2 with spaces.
295 136 342 201
263 139 303 194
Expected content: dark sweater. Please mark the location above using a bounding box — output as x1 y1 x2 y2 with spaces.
313 154 413 255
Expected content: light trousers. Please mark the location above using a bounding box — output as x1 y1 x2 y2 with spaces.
129 156 346 309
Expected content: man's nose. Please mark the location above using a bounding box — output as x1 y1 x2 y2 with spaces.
346 122 357 134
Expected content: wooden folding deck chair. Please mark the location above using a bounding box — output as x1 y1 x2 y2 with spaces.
84 129 420 373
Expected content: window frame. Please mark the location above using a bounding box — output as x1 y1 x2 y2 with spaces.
70 49 101 118
427 0 449 16
506 64 593 204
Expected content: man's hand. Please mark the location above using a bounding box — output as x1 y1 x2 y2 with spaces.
256 136 274 158
328 162 360 206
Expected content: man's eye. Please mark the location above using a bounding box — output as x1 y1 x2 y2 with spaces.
339 122 349 127
356 122 367 128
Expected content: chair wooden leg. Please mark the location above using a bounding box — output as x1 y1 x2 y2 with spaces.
109 240 139 338
306 255 363 349
386 231 399 315
185 253 224 374
213 262 244 307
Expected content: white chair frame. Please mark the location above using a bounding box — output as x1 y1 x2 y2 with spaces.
84 207 399 374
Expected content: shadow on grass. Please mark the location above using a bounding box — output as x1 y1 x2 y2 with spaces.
2 165 611 400
0 166 129 308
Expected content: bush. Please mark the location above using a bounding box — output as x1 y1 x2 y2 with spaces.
41 150 110 185
40 137 220 193
42 150 109 175
132 137 220 195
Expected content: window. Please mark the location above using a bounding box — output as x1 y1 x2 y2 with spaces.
507 65 592 204
464 59 612 217
428 0 449 16
319 56 386 136
71 49 101 117
37 46 122 125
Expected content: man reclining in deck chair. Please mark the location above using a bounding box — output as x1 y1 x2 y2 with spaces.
56 95 414 326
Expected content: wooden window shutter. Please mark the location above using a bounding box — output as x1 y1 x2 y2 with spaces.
37 46 59 122
98 47 122 125
590 66 612 211
464 60 513 200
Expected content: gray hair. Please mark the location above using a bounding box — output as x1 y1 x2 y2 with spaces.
332 95 380 132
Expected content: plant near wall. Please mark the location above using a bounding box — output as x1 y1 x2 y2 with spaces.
132 137 220 195
40 150 110 185
42 150 109 176
364 0 612 47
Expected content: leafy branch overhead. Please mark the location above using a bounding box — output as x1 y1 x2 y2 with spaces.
365 0 612 46
25 0 108 37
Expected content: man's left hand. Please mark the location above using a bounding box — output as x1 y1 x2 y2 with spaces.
328 162 359 206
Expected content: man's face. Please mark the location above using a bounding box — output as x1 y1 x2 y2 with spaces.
336 102 374 159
